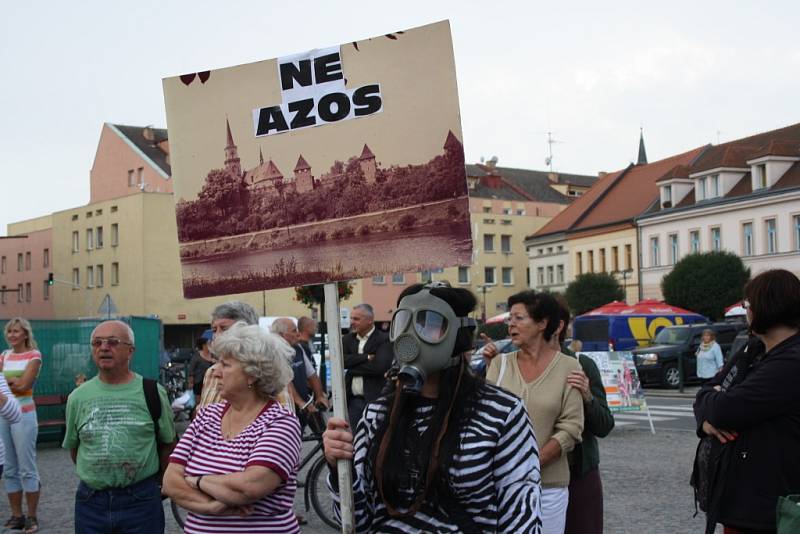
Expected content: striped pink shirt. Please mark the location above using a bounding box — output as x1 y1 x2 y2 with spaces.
170 401 301 533
0 349 41 413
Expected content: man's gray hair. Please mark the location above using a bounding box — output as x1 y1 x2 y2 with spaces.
210 322 294 399
297 316 316 332
269 317 295 335
91 320 135 345
353 303 374 318
211 301 258 325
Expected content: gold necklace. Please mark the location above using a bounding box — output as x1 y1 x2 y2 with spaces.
223 402 266 440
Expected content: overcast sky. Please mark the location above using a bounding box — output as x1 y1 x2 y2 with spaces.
2 1 799 235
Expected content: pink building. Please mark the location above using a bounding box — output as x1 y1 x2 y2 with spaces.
0 228 54 319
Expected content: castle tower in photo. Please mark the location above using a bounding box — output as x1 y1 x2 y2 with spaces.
359 144 377 183
294 155 314 193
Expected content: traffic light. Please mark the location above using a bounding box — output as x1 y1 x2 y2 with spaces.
47 273 54 286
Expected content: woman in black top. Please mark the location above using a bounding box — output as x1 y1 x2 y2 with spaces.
187 336 214 406
694 269 800 534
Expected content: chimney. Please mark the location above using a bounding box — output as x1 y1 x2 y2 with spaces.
547 172 559 183
598 171 607 179
142 126 155 143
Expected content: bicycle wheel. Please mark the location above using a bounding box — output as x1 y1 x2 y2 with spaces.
170 498 187 530
308 455 340 530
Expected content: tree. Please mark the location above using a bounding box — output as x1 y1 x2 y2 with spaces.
661 251 750 320
565 272 625 316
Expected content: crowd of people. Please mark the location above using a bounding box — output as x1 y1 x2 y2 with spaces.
0 268 797 533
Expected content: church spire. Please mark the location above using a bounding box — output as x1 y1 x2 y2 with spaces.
259 147 264 165
637 127 648 165
224 117 242 177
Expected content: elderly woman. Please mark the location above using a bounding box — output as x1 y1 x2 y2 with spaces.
1 318 43 534
484 291 584 534
324 283 542 532
163 322 302 533
695 329 724 383
694 269 800 534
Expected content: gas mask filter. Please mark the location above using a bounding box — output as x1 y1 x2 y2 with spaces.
389 284 476 394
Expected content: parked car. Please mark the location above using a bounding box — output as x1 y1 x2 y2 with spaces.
470 338 517 377
632 322 747 388
726 330 751 362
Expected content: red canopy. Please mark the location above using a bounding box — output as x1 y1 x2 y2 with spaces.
582 299 702 316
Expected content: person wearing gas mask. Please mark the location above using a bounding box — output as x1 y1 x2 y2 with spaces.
323 283 543 533
342 304 393 427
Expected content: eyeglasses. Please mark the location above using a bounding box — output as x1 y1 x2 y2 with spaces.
91 337 132 348
504 313 532 325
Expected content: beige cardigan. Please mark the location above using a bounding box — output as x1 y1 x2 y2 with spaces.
487 350 584 487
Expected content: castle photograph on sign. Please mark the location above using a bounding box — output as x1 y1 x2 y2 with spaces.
163 21 472 298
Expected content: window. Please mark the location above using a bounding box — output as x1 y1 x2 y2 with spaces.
625 244 632 270
710 174 719 198
96 264 104 287
742 222 753 256
611 246 619 272
599 248 607 272
711 227 721 251
110 205 118 213
87 266 94 288
669 234 679 264
500 219 512 226
795 215 800 251
25 283 31 303
663 185 672 204
86 228 94 250
536 267 544 286
72 268 80 288
111 223 119 246
690 230 700 253
128 169 135 186
537 248 543 255
483 218 495 225
697 177 706 200
458 267 470 284
72 231 79 253
482 206 491 213
546 266 554 285
547 247 553 254
111 262 119 285
25 252 31 271
71 214 78 221
17 284 23 302
503 208 512 215
576 252 583 275
557 264 565 284
86 211 93 218
766 219 777 254
501 235 512 253
17 253 23 271
557 245 563 252
371 275 385 284
588 250 595 273
485 267 496 285
392 273 405 285
0 256 4 273
96 226 104 248
757 164 767 189
420 270 433 283
516 209 525 215
502 267 513 285
96 209 103 216
43 248 49 268
43 280 49 301
483 234 495 252
650 237 660 267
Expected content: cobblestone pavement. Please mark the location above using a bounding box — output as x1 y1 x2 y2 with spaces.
0 426 722 533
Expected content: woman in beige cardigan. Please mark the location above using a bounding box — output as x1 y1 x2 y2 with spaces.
484 291 584 534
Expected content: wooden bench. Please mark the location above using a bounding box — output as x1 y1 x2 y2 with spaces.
34 394 68 439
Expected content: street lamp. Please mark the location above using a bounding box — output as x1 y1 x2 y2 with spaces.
477 284 491 322
613 269 634 300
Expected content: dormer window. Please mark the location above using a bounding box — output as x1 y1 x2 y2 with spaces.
709 174 719 198
756 164 767 189
664 185 672 204
697 177 706 200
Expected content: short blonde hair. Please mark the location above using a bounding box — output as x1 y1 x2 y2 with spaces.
211 322 294 399
4 317 37 350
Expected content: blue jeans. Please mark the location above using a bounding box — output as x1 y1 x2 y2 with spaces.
75 476 165 534
0 410 39 493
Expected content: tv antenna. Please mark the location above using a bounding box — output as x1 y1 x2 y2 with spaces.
544 131 563 172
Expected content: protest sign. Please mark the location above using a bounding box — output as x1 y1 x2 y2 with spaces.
162 20 471 299
580 351 648 412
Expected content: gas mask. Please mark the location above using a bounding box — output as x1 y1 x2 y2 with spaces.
389 283 477 394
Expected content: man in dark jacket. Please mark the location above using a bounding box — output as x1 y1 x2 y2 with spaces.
342 303 393 427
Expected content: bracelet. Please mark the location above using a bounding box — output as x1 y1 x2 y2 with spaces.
196 475 205 493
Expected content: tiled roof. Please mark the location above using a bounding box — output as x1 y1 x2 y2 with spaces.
655 164 692 183
725 172 753 198
466 164 597 204
773 161 800 190
749 139 800 160
294 155 311 171
690 122 800 174
112 124 171 176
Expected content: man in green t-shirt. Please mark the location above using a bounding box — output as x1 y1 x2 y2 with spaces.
63 320 176 533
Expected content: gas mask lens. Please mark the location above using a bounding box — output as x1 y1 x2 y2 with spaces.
414 310 448 343
390 309 412 341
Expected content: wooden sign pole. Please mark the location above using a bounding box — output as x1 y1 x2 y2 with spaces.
324 283 355 533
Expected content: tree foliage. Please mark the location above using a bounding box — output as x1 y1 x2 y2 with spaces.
661 251 750 321
565 272 625 316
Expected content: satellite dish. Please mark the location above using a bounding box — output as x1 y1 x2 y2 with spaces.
545 157 552 166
